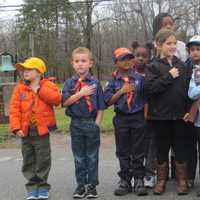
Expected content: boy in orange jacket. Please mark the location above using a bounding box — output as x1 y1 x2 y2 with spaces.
9 57 61 200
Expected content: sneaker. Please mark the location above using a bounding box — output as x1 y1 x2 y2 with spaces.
27 191 38 200
86 185 98 199
197 189 200 197
38 189 49 199
114 179 132 196
134 179 148 196
144 176 155 188
73 185 86 199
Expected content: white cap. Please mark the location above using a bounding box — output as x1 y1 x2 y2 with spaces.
187 35 200 47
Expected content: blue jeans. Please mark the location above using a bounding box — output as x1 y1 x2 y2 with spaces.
70 118 100 187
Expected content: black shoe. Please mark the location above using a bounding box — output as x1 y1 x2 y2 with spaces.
114 179 132 196
197 190 200 197
73 185 86 199
86 185 98 199
134 179 148 196
188 179 194 189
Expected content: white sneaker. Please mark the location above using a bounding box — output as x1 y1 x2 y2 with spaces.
144 176 155 188
38 190 49 199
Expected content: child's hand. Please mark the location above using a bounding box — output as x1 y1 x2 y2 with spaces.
120 83 135 94
169 67 179 79
194 67 200 85
16 130 26 137
95 121 101 127
183 113 190 122
79 85 96 97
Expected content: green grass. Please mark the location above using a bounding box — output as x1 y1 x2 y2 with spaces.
0 124 11 144
57 83 64 89
101 106 115 132
0 124 10 136
0 106 115 136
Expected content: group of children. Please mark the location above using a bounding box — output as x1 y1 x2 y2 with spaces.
8 12 200 200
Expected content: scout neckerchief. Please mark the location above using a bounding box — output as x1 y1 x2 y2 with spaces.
113 70 134 111
74 77 93 112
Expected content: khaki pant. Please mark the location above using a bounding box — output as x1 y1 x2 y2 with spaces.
21 128 51 192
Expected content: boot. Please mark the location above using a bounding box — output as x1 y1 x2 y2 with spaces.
154 162 168 195
134 178 148 196
175 162 189 195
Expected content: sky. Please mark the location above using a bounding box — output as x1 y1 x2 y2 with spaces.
0 0 111 22
3 0 23 5
0 0 24 20
0 0 86 20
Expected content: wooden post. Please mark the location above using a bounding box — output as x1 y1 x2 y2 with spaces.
0 87 4 123
0 83 16 124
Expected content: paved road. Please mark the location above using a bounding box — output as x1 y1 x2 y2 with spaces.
0 134 200 200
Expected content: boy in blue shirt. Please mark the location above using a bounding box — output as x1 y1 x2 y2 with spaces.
187 35 200 196
62 47 105 199
104 48 147 196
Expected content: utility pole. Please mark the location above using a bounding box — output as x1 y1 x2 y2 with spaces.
29 9 36 56
29 31 34 56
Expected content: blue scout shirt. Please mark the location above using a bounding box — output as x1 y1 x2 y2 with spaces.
62 73 105 119
104 70 145 114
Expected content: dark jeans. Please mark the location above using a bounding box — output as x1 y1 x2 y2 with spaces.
151 120 188 164
70 118 100 187
113 112 146 181
145 121 156 177
187 123 197 180
195 128 200 176
21 128 51 192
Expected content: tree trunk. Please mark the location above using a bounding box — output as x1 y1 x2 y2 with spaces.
85 0 92 49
